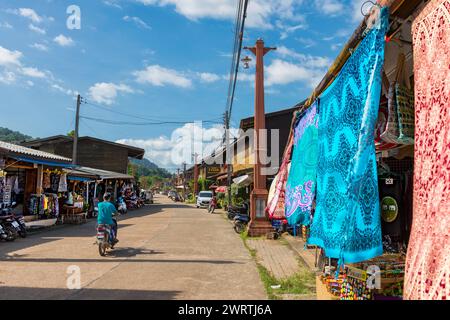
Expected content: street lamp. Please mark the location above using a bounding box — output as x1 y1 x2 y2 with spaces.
241 56 252 69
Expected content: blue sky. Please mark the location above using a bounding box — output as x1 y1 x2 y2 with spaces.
0 0 367 169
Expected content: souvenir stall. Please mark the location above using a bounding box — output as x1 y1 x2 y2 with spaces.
0 141 73 227
269 0 448 300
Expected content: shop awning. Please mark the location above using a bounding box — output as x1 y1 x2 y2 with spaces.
233 174 253 187
67 175 94 182
70 166 134 180
11 156 73 168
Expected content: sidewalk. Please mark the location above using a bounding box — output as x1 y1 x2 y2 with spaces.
281 234 319 272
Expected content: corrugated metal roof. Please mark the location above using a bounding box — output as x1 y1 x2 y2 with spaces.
65 166 134 180
0 140 72 162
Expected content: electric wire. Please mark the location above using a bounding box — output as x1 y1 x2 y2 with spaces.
84 101 223 124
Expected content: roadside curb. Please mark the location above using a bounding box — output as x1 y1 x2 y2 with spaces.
281 233 319 273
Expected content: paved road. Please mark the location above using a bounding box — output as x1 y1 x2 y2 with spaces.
0 195 266 300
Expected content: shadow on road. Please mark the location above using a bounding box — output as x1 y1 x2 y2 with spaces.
0 204 167 259
1 255 243 264
0 286 182 300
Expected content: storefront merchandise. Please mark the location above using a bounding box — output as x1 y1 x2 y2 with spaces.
308 7 389 264
285 102 319 226
404 0 450 300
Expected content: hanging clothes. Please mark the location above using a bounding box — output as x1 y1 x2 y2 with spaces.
285 102 319 226
308 7 389 264
58 173 67 192
404 0 450 301
266 133 294 219
43 172 51 190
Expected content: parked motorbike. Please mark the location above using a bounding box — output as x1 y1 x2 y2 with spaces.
96 217 118 256
0 224 8 241
117 197 128 215
271 218 288 240
227 203 248 220
0 202 26 240
233 213 250 234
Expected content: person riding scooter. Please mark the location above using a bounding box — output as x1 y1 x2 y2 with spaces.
208 195 217 213
97 193 119 245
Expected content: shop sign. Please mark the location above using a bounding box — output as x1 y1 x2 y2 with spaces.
381 196 398 223
206 165 221 178
3 185 11 205
346 266 367 281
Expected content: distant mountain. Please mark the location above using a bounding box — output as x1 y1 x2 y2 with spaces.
0 127 33 144
129 158 171 178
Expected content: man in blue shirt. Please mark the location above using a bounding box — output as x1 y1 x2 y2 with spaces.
97 193 119 245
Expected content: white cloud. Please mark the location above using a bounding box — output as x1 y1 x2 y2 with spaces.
276 46 332 68
314 0 344 16
123 16 151 29
116 122 227 169
17 8 43 23
278 21 308 40
26 80 34 87
265 59 325 88
30 43 49 51
137 0 306 30
0 46 23 66
53 34 74 47
88 82 134 105
51 84 74 96
20 67 46 78
0 22 13 29
29 24 46 34
198 72 221 83
134 65 192 88
352 0 368 22
103 0 122 9
0 71 16 84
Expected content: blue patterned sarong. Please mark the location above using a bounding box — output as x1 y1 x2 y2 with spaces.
307 7 389 263
285 103 319 226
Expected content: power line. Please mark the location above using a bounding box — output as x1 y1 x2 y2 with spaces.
79 115 223 126
84 100 223 123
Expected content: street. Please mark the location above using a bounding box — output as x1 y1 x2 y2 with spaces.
0 195 266 300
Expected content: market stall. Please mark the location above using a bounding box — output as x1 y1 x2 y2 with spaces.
266 0 449 300
0 141 73 227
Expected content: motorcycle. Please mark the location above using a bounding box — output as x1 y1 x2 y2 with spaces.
271 218 288 240
207 197 217 214
227 203 248 220
0 202 26 239
0 224 8 241
233 213 250 234
117 197 127 215
96 217 118 256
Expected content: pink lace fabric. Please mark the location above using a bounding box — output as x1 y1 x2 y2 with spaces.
404 0 450 300
266 134 294 219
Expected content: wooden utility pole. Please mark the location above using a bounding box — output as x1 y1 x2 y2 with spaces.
72 94 81 165
245 39 276 237
225 110 232 207
183 162 187 201
193 153 199 195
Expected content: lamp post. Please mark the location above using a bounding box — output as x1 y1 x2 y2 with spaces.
244 39 276 237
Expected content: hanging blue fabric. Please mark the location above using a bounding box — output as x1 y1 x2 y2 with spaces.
285 102 319 227
307 7 389 264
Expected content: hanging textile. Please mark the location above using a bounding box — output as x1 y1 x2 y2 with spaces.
285 102 319 226
58 173 67 192
308 7 389 264
266 133 294 219
404 0 450 301
43 172 51 189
